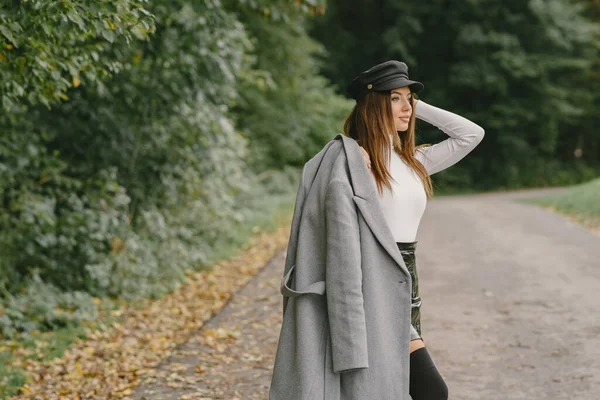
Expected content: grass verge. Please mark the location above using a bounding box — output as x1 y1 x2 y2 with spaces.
519 177 600 235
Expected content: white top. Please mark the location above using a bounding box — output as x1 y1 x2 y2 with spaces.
377 99 485 242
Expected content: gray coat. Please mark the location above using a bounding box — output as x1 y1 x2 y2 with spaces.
269 133 413 399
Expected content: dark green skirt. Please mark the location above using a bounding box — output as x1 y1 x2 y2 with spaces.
396 241 422 338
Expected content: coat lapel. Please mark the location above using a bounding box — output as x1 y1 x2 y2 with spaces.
335 134 411 280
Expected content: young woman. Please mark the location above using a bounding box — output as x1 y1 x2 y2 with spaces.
269 60 484 399
348 60 485 399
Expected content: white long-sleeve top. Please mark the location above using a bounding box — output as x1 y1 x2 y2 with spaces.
377 99 485 242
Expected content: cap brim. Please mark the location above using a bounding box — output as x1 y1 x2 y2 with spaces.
378 77 424 93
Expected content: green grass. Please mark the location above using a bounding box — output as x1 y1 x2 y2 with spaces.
0 360 25 399
0 298 126 399
520 177 600 231
0 326 87 398
206 190 297 264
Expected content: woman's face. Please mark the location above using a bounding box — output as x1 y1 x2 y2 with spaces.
390 86 413 132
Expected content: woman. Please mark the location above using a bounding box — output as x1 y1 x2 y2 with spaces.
349 60 484 399
269 60 484 400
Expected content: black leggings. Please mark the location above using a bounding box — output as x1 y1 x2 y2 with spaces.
409 346 449 400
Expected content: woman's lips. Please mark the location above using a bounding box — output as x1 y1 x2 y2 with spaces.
399 117 410 122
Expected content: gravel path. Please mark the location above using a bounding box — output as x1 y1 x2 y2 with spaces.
132 187 600 399
131 244 284 400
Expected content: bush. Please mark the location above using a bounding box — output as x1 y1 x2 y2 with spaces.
0 0 340 339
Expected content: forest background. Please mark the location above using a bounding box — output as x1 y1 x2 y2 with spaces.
0 0 598 386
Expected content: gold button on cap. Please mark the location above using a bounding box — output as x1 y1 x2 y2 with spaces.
367 84 373 89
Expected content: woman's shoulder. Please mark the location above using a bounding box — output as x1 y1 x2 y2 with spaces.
302 135 349 187
307 135 344 165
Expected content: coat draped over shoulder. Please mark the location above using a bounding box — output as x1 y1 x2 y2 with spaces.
269 133 414 400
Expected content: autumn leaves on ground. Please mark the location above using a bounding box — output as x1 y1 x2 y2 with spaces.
2 223 291 400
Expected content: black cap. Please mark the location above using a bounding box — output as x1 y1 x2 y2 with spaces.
346 60 424 101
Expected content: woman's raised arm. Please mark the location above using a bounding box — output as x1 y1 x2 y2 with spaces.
414 99 485 175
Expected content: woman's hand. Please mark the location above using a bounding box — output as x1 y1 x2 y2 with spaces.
359 146 371 170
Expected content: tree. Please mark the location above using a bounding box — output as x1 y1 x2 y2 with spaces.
310 0 600 188
0 0 155 111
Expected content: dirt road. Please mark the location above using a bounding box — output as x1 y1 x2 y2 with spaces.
132 187 600 399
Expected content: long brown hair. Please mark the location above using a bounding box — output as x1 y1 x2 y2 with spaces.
343 90 434 198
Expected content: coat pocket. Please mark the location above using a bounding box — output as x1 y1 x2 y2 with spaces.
280 264 326 298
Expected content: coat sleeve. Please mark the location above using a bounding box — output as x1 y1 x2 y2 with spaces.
324 180 369 374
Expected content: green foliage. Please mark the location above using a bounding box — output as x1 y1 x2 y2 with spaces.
0 0 344 341
230 1 352 170
0 0 156 111
0 125 132 296
0 274 97 338
310 0 600 189
229 0 326 21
